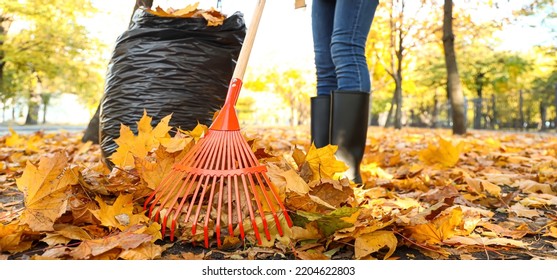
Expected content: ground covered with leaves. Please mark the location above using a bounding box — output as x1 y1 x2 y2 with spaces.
1 113 557 260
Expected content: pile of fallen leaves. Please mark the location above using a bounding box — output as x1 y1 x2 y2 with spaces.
146 2 226 26
1 112 557 260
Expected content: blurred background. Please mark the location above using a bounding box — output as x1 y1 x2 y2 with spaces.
0 0 555 132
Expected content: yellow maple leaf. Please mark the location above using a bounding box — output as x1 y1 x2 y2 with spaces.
136 148 184 190
16 152 78 231
91 194 149 231
0 223 33 253
111 111 173 168
354 230 398 259
5 128 40 152
544 226 557 239
118 242 164 260
186 123 208 141
418 136 463 167
281 169 309 195
409 207 468 245
5 128 25 147
305 144 348 180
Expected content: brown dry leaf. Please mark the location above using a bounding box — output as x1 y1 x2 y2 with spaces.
53 224 92 241
516 180 556 195
419 136 463 167
296 246 330 260
16 152 78 231
464 177 501 197
70 225 152 259
290 224 322 241
308 180 353 210
69 196 99 225
201 8 225 26
292 146 306 169
180 252 206 260
354 230 397 259
444 235 529 248
282 169 310 195
509 203 540 218
171 3 199 16
478 221 531 239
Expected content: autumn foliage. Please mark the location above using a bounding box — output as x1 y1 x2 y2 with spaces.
1 112 557 260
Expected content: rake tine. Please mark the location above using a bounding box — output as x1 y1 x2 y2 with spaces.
175 133 220 237
154 172 192 224
216 176 224 247
263 173 293 227
231 132 260 243
144 170 178 218
225 133 235 238
150 171 184 222
203 175 218 248
191 133 221 237
253 172 284 236
235 134 271 241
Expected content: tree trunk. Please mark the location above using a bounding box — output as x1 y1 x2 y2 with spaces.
519 89 524 130
41 93 52 124
491 94 497 129
394 78 403 129
25 95 40 125
473 98 482 129
540 101 547 131
554 83 557 129
384 95 395 128
442 0 466 135
432 92 439 128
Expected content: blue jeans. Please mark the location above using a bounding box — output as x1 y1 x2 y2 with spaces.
312 0 379 96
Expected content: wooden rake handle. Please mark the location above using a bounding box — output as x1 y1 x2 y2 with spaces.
212 0 266 130
232 0 266 81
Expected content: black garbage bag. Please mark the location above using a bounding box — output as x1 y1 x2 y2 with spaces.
97 9 245 168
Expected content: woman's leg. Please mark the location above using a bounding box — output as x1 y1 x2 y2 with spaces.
331 0 379 93
312 0 337 96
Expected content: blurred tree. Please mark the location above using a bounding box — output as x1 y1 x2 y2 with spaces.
0 0 104 124
244 68 314 126
366 0 437 129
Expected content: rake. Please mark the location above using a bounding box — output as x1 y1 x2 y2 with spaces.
143 0 292 248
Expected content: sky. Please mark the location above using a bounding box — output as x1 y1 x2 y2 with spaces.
87 0 315 71
86 0 555 70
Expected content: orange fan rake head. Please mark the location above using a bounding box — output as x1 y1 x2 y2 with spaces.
143 79 293 248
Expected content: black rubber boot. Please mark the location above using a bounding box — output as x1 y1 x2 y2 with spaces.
310 95 331 148
330 90 370 184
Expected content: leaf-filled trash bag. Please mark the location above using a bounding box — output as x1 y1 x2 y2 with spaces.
98 8 246 168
